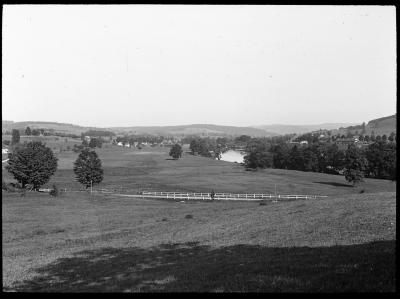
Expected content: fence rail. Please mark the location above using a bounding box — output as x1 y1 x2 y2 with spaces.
139 191 327 201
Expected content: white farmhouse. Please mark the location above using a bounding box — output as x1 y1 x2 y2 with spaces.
2 148 9 154
117 142 124 146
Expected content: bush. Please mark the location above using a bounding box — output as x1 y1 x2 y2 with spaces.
185 214 193 219
49 184 59 197
2 179 9 191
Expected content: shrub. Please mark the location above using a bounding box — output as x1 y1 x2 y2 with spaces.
185 214 193 219
2 179 9 191
49 184 59 197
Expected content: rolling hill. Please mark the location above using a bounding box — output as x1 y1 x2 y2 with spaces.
330 114 396 136
109 124 276 137
2 121 276 137
253 123 357 135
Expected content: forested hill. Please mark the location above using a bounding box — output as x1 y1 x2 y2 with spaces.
330 114 396 136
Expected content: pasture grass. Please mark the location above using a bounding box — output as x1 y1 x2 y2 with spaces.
3 145 394 196
2 190 396 292
2 144 396 292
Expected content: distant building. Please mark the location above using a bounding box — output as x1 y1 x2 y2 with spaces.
2 148 9 154
84 136 91 143
300 140 308 145
117 142 124 146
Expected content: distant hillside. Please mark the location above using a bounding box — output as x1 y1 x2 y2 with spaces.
109 124 276 137
1 121 100 134
330 114 396 136
254 123 357 135
2 121 276 137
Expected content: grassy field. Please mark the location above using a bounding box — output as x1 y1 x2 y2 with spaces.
3 145 395 195
2 144 396 292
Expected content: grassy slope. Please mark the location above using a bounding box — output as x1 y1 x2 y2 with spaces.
2 145 396 291
3 145 394 195
2 191 396 292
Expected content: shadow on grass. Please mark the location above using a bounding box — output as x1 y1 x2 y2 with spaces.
6 240 395 292
314 181 354 188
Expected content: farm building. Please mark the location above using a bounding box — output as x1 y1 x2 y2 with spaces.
2 148 9 154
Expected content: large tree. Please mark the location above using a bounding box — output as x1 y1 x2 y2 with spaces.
73 148 104 189
169 144 183 159
6 141 58 190
343 144 367 186
11 129 20 145
25 127 32 136
365 141 396 180
270 143 290 169
244 140 273 169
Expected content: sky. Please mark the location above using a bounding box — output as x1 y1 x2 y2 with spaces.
2 5 396 127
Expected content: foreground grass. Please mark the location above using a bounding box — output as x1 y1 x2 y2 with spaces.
2 191 396 292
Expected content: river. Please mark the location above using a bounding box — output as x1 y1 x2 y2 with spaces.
220 150 246 163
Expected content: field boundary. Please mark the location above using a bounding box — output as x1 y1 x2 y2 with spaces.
109 191 328 201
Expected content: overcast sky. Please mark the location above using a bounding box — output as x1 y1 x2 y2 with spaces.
2 5 396 127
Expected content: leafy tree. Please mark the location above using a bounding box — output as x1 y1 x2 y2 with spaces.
271 143 290 169
11 129 20 145
31 129 40 136
25 127 32 136
6 141 58 190
214 147 222 160
343 144 367 186
288 145 304 170
382 134 387 142
365 141 396 180
388 132 395 142
235 135 252 144
325 143 345 174
376 135 381 141
73 148 104 189
302 147 319 172
244 150 273 169
358 135 364 142
169 144 183 159
364 135 370 142
244 139 272 169
190 139 200 155
89 138 103 148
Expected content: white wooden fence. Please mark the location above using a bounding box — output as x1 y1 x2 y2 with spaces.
139 191 327 201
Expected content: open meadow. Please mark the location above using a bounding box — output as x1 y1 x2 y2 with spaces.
2 144 396 292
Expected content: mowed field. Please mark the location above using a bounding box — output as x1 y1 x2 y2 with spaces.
2 145 396 292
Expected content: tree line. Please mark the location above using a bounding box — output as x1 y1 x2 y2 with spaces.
244 138 396 183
